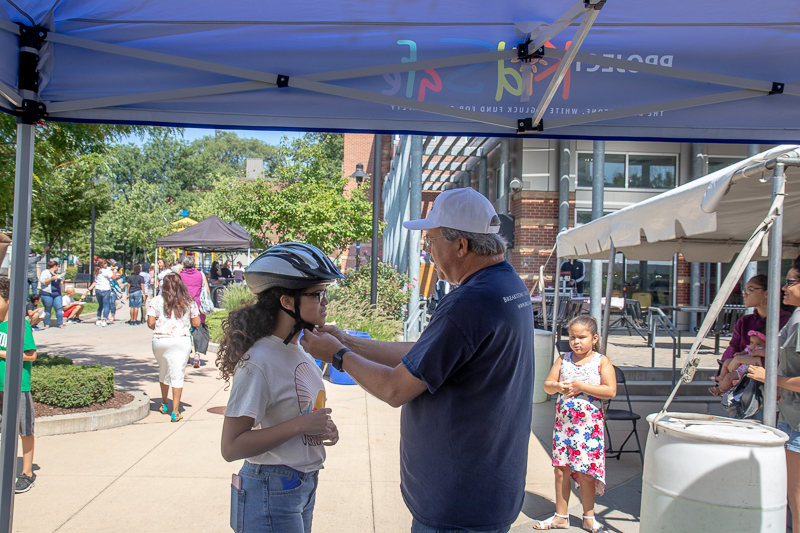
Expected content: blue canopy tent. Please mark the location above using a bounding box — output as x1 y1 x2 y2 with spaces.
0 0 799 530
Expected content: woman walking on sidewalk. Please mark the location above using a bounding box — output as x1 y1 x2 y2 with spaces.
147 273 199 422
178 255 210 368
88 259 113 327
38 260 64 329
218 243 341 532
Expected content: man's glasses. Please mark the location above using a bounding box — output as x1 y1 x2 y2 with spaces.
423 235 446 251
784 279 800 289
300 288 328 303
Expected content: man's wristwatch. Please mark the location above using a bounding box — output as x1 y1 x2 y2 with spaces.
332 347 351 372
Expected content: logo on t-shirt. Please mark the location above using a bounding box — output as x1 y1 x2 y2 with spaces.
295 362 326 447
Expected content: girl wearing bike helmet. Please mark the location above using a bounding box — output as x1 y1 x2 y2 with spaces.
218 243 342 533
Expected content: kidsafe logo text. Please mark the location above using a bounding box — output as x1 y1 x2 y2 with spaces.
382 38 674 112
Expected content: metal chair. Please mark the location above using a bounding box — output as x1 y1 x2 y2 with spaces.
555 339 571 355
709 305 746 355
603 366 644 466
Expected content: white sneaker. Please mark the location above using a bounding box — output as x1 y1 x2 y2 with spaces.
96 319 103 326
101 320 108 327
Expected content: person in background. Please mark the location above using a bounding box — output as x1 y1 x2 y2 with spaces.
26 249 40 299
38 260 64 329
209 261 222 282
156 258 170 295
147 273 200 422
148 265 156 301
0 277 38 493
108 266 126 323
221 261 232 279
126 264 146 325
140 263 152 310
25 294 44 330
0 233 9 269
232 261 244 276
178 255 210 368
87 259 113 327
61 287 85 323
747 256 800 532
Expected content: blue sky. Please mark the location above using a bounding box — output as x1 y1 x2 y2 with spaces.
121 127 305 146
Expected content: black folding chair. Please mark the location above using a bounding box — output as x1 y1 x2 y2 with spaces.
603 366 644 466
555 339 571 356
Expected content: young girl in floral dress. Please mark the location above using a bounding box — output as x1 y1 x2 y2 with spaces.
535 316 617 533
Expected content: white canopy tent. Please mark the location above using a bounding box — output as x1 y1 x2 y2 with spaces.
0 1 799 530
555 145 800 430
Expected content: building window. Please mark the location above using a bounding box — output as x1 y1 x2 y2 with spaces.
707 156 744 175
575 209 614 225
577 153 676 189
582 256 674 307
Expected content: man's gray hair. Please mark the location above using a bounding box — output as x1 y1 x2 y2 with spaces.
181 255 195 269
440 227 508 257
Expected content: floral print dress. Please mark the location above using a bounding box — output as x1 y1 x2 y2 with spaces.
552 351 606 496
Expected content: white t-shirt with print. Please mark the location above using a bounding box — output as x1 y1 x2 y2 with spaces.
39 269 54 294
94 267 112 291
146 295 199 337
225 335 327 473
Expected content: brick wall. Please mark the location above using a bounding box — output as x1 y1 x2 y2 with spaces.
509 191 575 291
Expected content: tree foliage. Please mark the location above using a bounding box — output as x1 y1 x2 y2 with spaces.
201 133 375 254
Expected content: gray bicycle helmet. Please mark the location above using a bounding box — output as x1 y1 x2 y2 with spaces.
244 242 344 344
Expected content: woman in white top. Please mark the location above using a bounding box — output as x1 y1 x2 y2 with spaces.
147 273 200 422
218 243 341 533
38 260 63 329
87 259 115 327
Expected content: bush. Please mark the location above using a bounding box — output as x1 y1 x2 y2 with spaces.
326 298 402 342
221 283 255 313
31 365 115 408
206 310 227 343
63 266 78 280
335 260 411 320
33 353 73 368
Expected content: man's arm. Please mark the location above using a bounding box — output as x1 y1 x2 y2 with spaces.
318 325 414 368
301 329 427 407
0 232 9 267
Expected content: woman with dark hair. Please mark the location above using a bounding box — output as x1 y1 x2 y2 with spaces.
218 243 341 532
747 255 800 532
209 261 222 282
87 259 116 327
719 274 792 367
179 254 210 368
38 260 63 329
147 273 200 422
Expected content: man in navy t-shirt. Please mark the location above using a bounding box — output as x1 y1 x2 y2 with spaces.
302 188 534 532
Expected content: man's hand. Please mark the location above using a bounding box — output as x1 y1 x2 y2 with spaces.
746 365 766 383
317 325 346 343
300 328 345 364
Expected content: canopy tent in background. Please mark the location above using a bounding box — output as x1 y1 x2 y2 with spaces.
556 145 800 262
155 215 252 253
0 1 798 142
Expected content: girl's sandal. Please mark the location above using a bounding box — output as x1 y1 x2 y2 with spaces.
159 403 168 414
533 513 569 530
583 515 604 533
193 357 200 368
171 412 183 422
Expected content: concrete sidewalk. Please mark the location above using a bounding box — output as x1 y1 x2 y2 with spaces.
13 307 722 532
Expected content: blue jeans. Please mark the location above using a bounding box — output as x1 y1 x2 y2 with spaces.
233 462 318 533
95 289 111 319
778 422 800 454
40 292 62 327
411 519 510 533
27 279 38 299
109 290 118 316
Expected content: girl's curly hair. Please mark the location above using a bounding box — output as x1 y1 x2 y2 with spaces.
216 286 297 385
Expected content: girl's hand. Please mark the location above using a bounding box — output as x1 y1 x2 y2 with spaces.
320 419 339 446
557 381 571 395
746 366 766 383
303 408 332 436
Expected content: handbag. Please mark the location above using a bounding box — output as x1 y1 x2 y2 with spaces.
200 284 215 315
721 375 763 419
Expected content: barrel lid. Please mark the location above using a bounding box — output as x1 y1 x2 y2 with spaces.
647 412 789 446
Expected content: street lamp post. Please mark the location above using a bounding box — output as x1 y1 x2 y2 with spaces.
350 163 368 271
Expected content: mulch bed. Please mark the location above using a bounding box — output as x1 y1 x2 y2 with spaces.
33 391 135 418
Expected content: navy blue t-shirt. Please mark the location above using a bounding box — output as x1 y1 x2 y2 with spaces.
400 261 535 530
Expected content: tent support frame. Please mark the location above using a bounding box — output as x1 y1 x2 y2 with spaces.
764 162 785 427
601 243 615 353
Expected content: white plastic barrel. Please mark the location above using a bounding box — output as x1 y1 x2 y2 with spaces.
640 413 788 532
532 329 554 404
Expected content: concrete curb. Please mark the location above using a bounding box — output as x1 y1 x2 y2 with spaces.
35 389 150 437
208 342 219 355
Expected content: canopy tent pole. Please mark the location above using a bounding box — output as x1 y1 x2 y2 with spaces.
589 141 604 323
370 135 381 307
0 122 35 533
601 243 615 353
763 162 785 427
552 254 559 339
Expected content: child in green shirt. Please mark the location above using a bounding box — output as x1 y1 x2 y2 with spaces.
0 277 38 493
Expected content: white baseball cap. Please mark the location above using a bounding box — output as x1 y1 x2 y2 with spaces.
403 187 501 234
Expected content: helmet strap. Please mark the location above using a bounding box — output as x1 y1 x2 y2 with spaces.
277 292 315 345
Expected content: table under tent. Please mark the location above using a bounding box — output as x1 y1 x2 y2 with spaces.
1 0 799 531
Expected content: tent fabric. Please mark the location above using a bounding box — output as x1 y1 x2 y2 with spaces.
1 1 799 142
556 145 800 262
156 215 251 252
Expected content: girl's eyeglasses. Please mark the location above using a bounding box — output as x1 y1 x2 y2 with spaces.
300 288 328 302
742 286 764 295
784 279 800 289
